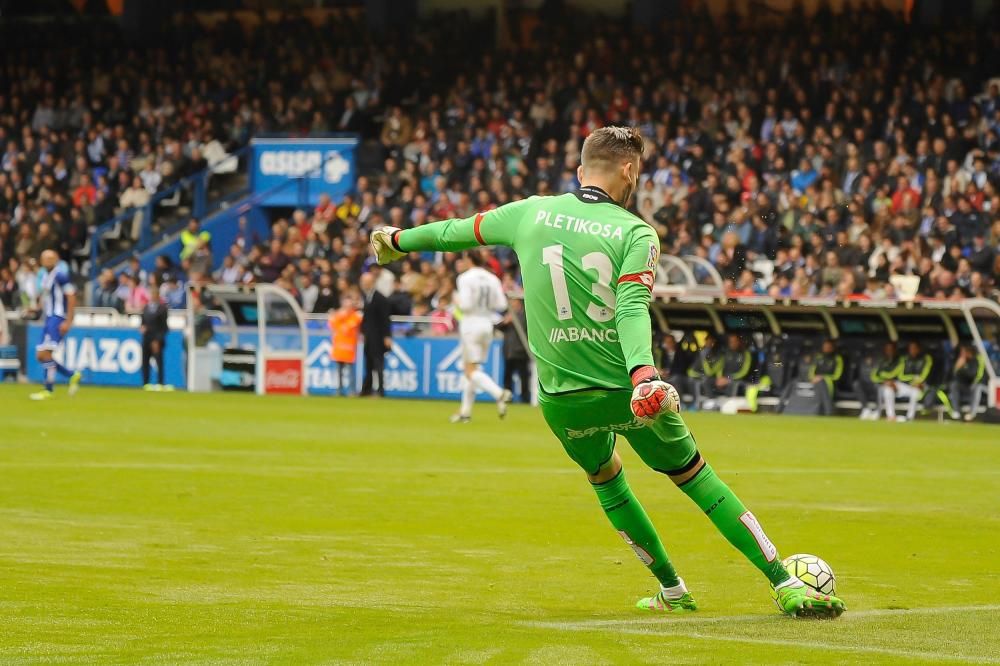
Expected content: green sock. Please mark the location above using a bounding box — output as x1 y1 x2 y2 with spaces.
592 469 679 588
678 460 790 586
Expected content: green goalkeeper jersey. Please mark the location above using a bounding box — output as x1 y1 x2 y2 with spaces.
396 186 660 394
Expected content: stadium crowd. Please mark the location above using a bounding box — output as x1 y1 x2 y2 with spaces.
0 5 999 323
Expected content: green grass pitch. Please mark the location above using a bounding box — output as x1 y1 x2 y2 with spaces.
1 385 999 664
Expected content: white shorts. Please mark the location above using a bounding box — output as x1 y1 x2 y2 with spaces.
889 382 922 400
460 319 494 365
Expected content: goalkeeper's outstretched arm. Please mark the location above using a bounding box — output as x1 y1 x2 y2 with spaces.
397 215 487 253
371 197 537 264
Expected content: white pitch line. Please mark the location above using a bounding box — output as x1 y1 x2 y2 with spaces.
524 605 1000 664
524 603 1000 630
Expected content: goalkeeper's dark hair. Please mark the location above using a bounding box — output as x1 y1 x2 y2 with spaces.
463 249 485 267
581 126 644 171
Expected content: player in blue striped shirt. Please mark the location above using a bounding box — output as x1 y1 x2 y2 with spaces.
30 250 82 400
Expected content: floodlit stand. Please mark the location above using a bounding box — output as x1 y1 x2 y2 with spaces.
185 283 308 395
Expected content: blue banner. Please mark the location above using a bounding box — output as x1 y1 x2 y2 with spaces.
305 333 505 400
251 138 358 207
26 325 187 388
23 323 507 400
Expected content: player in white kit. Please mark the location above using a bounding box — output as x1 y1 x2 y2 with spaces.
451 250 513 423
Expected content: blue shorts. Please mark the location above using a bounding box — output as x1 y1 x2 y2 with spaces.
37 316 66 352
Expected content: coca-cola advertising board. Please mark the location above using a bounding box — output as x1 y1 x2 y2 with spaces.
264 358 304 395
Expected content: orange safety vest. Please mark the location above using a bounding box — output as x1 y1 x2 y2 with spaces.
329 309 363 363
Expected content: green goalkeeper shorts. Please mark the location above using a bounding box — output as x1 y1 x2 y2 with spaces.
538 388 698 477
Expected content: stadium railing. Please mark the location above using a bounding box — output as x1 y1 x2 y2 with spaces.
655 255 725 299
88 146 251 282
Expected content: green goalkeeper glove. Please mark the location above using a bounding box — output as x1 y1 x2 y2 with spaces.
370 226 406 265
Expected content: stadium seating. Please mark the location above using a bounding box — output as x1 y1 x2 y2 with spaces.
0 5 997 314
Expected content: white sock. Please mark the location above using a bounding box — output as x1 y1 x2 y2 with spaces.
470 369 504 401
459 376 475 417
774 577 804 591
661 578 688 599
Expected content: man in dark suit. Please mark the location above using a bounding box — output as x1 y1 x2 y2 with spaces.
141 284 170 388
359 271 392 397
499 297 531 404
336 97 364 133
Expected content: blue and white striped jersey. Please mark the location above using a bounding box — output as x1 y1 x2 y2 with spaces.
42 264 76 319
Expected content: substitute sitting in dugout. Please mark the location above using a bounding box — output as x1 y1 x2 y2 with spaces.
808 339 845 416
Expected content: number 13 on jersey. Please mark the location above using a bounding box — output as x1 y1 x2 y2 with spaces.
541 244 616 323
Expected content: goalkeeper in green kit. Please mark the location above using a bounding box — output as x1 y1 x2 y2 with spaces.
371 127 845 618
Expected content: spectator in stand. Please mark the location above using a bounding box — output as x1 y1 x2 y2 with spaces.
0 265 18 309
314 194 336 230
161 275 186 310
15 258 40 313
119 176 151 242
153 255 180 286
30 222 59 257
313 273 340 313
298 272 319 312
180 219 210 262
215 255 243 285
92 269 124 312
968 234 994 275
387 279 413 317
381 107 413 151
428 295 456 336
187 237 213 277
121 256 147 284
139 162 162 195
122 274 150 315
337 195 361 223
14 225 35 260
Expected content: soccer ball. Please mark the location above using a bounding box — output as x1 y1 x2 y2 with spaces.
781 553 836 595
